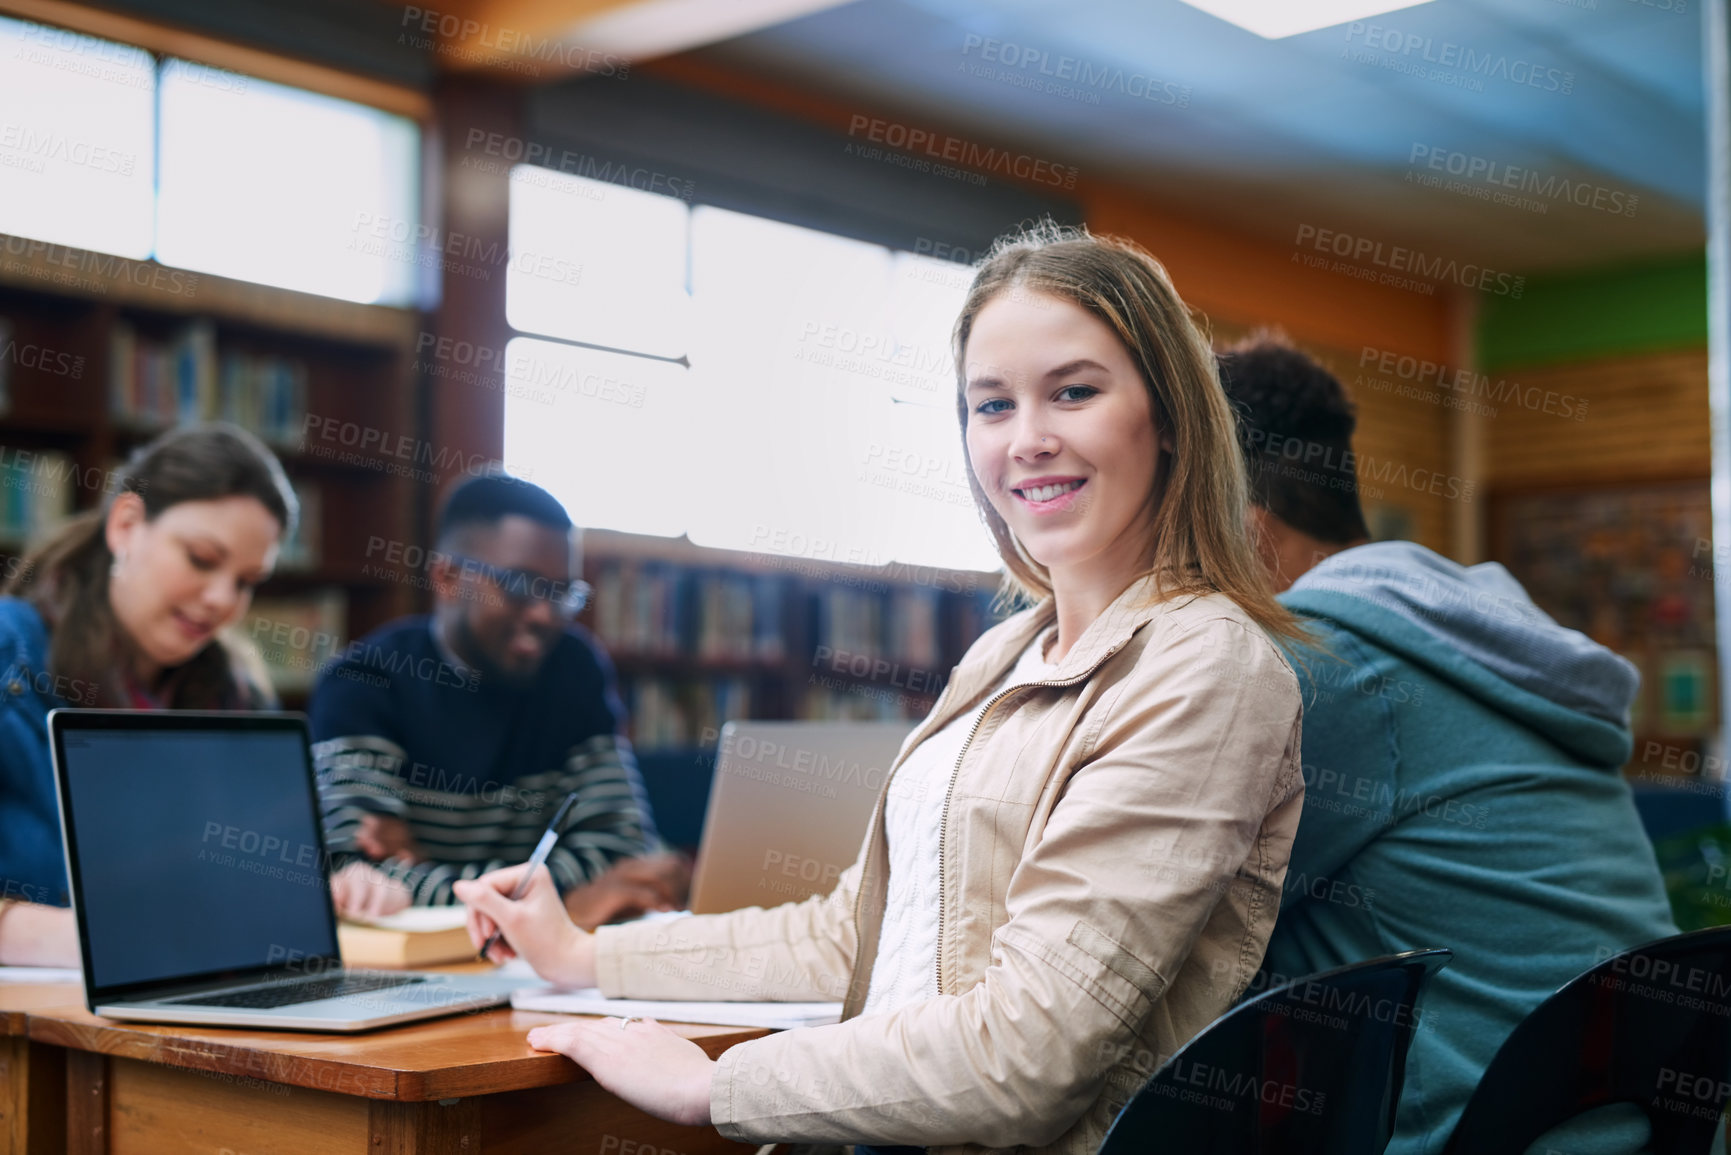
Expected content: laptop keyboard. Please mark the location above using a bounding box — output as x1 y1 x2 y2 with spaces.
167 972 427 1009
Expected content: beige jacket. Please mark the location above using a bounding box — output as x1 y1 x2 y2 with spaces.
594 576 1304 1155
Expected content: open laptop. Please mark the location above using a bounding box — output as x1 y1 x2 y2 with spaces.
689 720 912 914
50 709 522 1031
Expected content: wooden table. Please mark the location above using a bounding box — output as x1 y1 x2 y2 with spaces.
2 982 78 1155
1 980 767 1155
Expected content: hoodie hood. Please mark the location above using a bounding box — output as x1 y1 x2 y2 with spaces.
1283 541 1638 766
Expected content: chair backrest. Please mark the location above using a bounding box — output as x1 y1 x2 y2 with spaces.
1098 948 1452 1155
1443 925 1731 1155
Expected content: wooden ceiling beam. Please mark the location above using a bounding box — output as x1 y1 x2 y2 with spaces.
393 0 853 80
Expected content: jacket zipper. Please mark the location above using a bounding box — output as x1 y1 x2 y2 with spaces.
932 640 1126 994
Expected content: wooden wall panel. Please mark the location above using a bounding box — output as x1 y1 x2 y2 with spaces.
1208 324 1458 558
1331 353 1457 556
1082 186 1453 367
1483 349 1709 490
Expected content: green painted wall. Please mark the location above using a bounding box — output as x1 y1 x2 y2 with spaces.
1478 253 1707 371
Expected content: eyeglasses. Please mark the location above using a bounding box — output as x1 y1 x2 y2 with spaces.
446 555 591 619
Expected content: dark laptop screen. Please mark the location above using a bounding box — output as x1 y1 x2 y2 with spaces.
59 721 339 992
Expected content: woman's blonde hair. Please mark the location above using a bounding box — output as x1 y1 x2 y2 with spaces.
952 221 1306 646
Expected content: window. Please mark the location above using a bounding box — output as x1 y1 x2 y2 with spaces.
502 167 999 573
501 337 693 539
506 165 687 357
0 18 422 306
155 62 420 305
0 17 155 259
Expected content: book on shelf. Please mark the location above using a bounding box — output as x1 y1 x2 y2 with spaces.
816 582 960 664
817 586 885 660
586 552 992 749
695 572 756 661
109 320 307 442
0 316 11 417
109 319 216 428
278 479 321 571
217 349 309 446
241 590 347 695
0 447 74 545
620 673 753 750
889 586 940 667
591 559 625 648
799 682 926 723
593 559 680 656
751 575 786 660
693 676 753 743
624 677 682 749
594 560 787 662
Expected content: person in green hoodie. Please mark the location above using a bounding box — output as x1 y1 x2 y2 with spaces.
1216 335 1681 1155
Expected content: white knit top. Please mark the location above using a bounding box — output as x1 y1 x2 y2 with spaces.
861 627 1058 1017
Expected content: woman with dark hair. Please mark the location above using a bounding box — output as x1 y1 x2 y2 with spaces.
0 422 297 965
458 223 1308 1155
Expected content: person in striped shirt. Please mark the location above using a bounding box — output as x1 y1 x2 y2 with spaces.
309 472 685 925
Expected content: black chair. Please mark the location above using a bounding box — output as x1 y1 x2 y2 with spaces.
1098 948 1451 1155
1443 925 1731 1155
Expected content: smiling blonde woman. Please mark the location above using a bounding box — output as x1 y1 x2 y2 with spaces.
458 222 1308 1155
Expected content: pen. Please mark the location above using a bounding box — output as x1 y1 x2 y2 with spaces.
478 790 579 961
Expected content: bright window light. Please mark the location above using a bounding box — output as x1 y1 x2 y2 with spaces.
503 196 1000 575
684 207 997 571
0 17 154 258
501 338 693 538
155 61 420 304
1177 0 1437 38
878 252 998 572
685 206 897 559
507 165 689 359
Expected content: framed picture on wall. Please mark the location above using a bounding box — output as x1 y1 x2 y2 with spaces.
1490 480 1717 776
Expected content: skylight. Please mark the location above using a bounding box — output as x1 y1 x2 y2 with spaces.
1177 0 1438 39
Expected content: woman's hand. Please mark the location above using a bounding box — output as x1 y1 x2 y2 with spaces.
455 864 596 988
527 1017 715 1127
329 861 413 919
0 902 79 967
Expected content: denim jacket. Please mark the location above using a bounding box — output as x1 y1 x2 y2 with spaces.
0 597 72 907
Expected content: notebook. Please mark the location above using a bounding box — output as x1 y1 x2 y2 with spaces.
509 986 841 1029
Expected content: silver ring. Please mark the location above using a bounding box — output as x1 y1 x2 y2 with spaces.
618 1015 639 1030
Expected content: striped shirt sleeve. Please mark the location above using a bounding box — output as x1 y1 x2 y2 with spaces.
312 731 661 907
312 734 410 869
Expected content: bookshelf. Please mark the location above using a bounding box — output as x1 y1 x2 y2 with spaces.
578 529 1006 753
0 234 422 706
